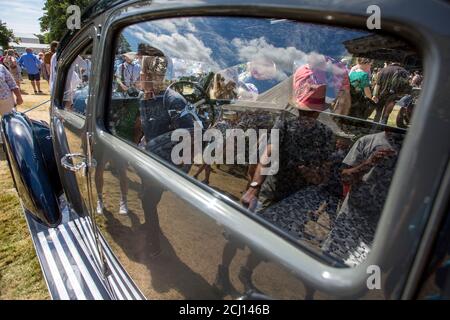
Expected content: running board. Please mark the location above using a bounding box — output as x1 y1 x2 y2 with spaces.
24 201 145 300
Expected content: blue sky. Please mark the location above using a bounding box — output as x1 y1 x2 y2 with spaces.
124 17 367 79
119 17 369 99
0 0 45 34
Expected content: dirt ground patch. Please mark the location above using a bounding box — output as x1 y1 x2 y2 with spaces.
15 80 51 122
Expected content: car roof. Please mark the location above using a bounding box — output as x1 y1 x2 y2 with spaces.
58 0 132 55
81 0 129 21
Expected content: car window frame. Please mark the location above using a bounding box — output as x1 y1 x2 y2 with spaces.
54 27 95 120
102 16 353 267
90 1 450 299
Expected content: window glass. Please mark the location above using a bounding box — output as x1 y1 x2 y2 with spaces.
62 44 93 115
105 17 423 267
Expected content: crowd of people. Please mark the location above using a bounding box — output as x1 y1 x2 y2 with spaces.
346 58 421 124
0 41 60 117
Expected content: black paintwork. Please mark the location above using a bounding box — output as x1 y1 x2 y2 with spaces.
31 119 63 196
416 201 450 299
58 0 132 58
1 111 61 227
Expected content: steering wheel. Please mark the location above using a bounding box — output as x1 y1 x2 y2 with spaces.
163 80 217 129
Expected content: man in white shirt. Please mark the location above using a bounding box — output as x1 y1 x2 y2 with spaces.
49 50 58 93
63 55 88 109
115 52 141 96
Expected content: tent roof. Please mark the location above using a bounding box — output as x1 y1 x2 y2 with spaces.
9 42 50 49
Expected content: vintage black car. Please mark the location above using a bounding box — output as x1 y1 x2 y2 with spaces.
1 0 450 300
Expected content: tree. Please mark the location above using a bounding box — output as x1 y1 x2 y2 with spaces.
0 20 15 49
117 34 131 54
34 33 50 44
40 0 93 42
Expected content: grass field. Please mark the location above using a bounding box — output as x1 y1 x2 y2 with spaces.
0 80 50 300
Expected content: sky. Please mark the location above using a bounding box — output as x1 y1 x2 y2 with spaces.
123 17 366 78
121 17 368 98
0 0 46 35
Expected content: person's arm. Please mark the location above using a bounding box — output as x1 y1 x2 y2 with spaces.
17 55 23 68
115 65 124 87
340 138 366 185
360 73 373 100
364 86 373 99
4 67 22 105
372 71 383 103
372 84 380 103
341 148 396 184
10 57 17 68
240 115 287 208
240 144 272 208
139 72 149 96
341 160 374 185
34 55 41 70
12 88 23 105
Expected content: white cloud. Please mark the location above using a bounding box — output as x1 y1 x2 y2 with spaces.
150 18 197 33
231 37 309 79
137 31 220 70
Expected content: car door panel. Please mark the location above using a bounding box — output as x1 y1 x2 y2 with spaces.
51 112 86 216
94 133 317 299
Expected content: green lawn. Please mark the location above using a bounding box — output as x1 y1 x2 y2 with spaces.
0 79 50 300
0 158 49 299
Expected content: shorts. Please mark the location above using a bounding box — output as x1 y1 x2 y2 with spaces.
95 147 128 171
28 73 41 81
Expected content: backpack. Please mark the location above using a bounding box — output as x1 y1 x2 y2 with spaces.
380 67 411 97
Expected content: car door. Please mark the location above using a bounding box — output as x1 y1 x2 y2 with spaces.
52 27 95 215
51 26 109 279
88 0 450 300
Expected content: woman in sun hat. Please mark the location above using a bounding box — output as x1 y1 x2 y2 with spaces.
241 61 336 211
214 61 340 294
